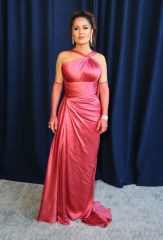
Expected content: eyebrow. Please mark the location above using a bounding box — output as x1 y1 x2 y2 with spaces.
73 25 89 27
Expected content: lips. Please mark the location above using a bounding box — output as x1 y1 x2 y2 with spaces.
79 37 85 39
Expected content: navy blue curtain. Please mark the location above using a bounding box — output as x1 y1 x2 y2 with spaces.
0 0 163 187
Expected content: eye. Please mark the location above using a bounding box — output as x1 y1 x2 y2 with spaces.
74 27 78 30
83 27 88 29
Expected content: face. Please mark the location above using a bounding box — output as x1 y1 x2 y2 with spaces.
72 17 93 46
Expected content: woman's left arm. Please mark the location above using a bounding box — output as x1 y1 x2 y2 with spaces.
96 54 110 134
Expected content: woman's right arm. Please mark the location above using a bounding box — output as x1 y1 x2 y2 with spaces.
48 52 64 133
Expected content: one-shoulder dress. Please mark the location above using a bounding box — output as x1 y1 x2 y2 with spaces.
37 49 112 227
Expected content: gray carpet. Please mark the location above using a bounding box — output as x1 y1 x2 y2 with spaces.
0 179 163 240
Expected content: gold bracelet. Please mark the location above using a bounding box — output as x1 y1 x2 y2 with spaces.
98 81 108 84
55 81 63 85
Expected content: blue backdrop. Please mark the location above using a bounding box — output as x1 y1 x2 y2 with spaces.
0 0 163 187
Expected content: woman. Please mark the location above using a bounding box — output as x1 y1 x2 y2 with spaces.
37 9 112 228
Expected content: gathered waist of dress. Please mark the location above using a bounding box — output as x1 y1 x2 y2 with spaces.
64 81 99 98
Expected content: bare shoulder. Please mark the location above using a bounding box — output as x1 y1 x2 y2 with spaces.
95 52 106 63
57 50 70 58
56 50 71 64
94 52 107 69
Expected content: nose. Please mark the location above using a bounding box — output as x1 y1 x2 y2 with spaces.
79 28 83 34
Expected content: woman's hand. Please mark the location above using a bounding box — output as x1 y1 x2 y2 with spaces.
96 118 108 134
48 115 58 134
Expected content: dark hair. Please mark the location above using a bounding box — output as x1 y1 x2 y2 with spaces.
70 10 97 48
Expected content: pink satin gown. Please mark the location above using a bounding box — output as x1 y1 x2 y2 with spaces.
37 49 112 227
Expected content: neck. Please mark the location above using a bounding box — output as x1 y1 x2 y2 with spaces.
73 44 92 53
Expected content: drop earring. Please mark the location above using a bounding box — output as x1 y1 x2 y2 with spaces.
72 37 74 45
90 35 92 44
